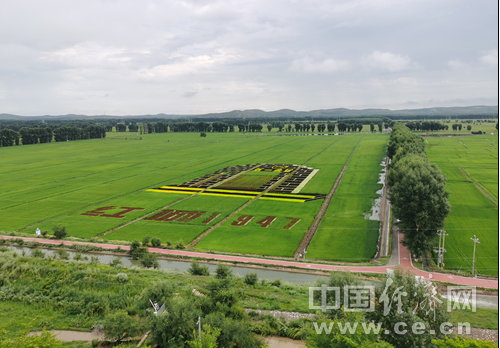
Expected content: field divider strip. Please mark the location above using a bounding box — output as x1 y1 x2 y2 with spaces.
189 165 303 247
96 164 264 239
294 136 363 259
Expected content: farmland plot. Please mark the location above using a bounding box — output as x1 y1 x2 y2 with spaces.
426 136 498 276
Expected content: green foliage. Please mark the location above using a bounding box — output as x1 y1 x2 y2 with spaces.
52 225 67 239
55 249 69 260
176 240 185 249
365 266 449 348
151 237 161 247
138 282 174 311
271 279 281 287
187 324 221 348
149 297 198 347
142 235 151 246
115 273 128 283
139 252 159 268
109 257 123 267
318 271 361 320
432 336 498 347
388 154 450 257
129 240 147 260
305 313 393 348
244 272 258 286
0 331 65 348
188 261 210 276
215 264 232 279
31 248 45 258
102 310 141 342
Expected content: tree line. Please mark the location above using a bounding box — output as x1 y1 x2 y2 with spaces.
0 124 108 146
387 123 451 258
404 121 448 131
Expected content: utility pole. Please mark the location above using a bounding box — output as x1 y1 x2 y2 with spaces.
435 230 448 269
471 235 480 277
197 316 201 342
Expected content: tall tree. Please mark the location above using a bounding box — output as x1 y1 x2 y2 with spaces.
387 155 450 257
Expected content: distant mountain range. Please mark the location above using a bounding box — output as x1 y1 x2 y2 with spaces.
0 105 497 120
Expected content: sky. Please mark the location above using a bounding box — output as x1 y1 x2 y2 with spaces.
0 0 498 115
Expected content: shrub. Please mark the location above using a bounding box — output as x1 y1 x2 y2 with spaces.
142 235 151 246
116 273 128 283
188 261 210 276
31 248 45 258
244 272 258 286
41 230 48 237
215 264 232 279
166 240 173 248
109 257 123 267
52 225 67 239
129 240 147 260
55 249 69 260
151 238 161 247
139 252 159 268
175 240 185 249
102 310 141 342
271 279 281 287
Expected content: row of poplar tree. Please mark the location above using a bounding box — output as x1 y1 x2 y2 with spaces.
0 125 108 146
387 123 450 258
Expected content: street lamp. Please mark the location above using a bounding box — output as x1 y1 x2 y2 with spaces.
470 235 480 277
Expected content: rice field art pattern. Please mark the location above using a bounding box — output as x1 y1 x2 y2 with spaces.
148 163 326 203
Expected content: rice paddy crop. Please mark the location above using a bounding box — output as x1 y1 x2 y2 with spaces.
426 135 498 276
0 131 389 261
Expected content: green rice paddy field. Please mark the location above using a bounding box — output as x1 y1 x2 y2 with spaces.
426 136 498 276
0 131 389 261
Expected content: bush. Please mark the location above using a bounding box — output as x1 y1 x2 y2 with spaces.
116 273 128 283
41 230 48 237
215 264 232 279
139 252 159 268
102 310 141 342
166 240 173 248
31 248 45 258
55 249 69 260
52 225 67 239
151 238 161 247
271 279 281 287
129 240 147 260
109 257 123 267
142 235 151 246
244 272 258 285
188 261 210 276
175 240 185 249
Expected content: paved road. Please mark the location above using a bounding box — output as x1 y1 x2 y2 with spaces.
1 234 497 289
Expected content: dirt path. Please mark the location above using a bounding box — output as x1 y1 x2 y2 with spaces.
293 137 363 259
293 164 347 258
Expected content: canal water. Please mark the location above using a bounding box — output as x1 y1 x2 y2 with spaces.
4 246 328 285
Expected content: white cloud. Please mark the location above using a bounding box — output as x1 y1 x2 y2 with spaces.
40 42 132 68
447 59 467 69
289 57 350 73
365 50 412 72
480 49 498 66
